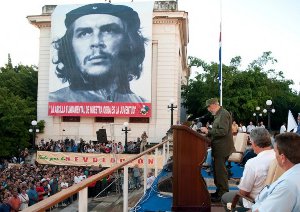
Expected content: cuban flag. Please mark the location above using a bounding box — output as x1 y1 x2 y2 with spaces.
218 23 222 105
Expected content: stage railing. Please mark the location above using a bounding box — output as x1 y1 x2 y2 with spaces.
23 139 170 212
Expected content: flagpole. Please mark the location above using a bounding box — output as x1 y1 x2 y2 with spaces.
219 0 223 106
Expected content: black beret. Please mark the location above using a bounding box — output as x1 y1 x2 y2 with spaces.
65 3 140 31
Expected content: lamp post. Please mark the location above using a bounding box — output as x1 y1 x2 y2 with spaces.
253 106 261 126
263 100 276 131
167 98 177 126
122 122 131 153
62 129 65 142
29 120 39 150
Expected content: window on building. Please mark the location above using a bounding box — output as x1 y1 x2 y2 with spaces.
129 117 150 123
95 117 114 123
62 116 80 122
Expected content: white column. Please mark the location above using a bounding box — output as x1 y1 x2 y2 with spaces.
78 188 88 212
166 140 170 162
143 155 148 194
163 143 166 164
123 166 128 212
155 148 158 177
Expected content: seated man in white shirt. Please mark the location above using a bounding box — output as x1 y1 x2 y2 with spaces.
252 132 300 212
221 128 275 211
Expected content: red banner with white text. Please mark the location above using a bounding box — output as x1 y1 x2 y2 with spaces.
48 102 151 117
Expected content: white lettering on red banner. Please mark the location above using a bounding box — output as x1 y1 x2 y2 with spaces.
48 102 151 117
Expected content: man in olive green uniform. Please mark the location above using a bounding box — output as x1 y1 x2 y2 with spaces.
200 98 235 202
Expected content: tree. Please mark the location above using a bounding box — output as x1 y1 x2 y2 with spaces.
182 52 300 131
0 88 35 156
0 61 39 157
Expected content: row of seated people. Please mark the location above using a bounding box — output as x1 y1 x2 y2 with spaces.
219 129 300 211
37 138 142 154
0 162 147 211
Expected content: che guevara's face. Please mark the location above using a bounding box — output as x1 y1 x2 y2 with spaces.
71 14 125 79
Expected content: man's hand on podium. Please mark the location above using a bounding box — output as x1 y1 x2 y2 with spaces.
200 127 208 135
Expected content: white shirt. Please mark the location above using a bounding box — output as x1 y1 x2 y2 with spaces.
238 126 247 133
61 182 68 189
74 176 81 184
280 125 286 133
238 149 275 208
246 124 255 133
19 193 29 210
79 174 86 181
190 124 198 131
252 163 300 212
146 175 156 189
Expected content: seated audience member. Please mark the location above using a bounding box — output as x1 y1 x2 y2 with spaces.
246 121 255 133
240 148 257 166
252 132 300 212
221 128 275 211
232 121 239 136
238 122 246 133
146 171 156 190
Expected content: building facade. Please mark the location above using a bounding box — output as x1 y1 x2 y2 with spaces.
27 1 189 144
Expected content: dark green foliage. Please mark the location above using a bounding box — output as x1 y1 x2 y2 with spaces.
182 52 300 131
0 60 40 157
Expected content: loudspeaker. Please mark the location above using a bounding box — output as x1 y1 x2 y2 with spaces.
96 129 107 143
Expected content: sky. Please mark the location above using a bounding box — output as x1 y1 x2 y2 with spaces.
1 0 300 92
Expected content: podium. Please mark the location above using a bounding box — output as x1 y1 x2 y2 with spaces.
172 125 211 211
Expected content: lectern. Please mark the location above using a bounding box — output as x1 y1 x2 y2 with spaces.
172 125 211 211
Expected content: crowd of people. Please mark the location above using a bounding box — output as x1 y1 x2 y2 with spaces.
0 130 151 211
0 160 152 211
0 163 85 210
37 132 149 155
1 95 300 211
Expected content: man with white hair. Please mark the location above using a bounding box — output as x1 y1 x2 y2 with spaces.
221 128 275 211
